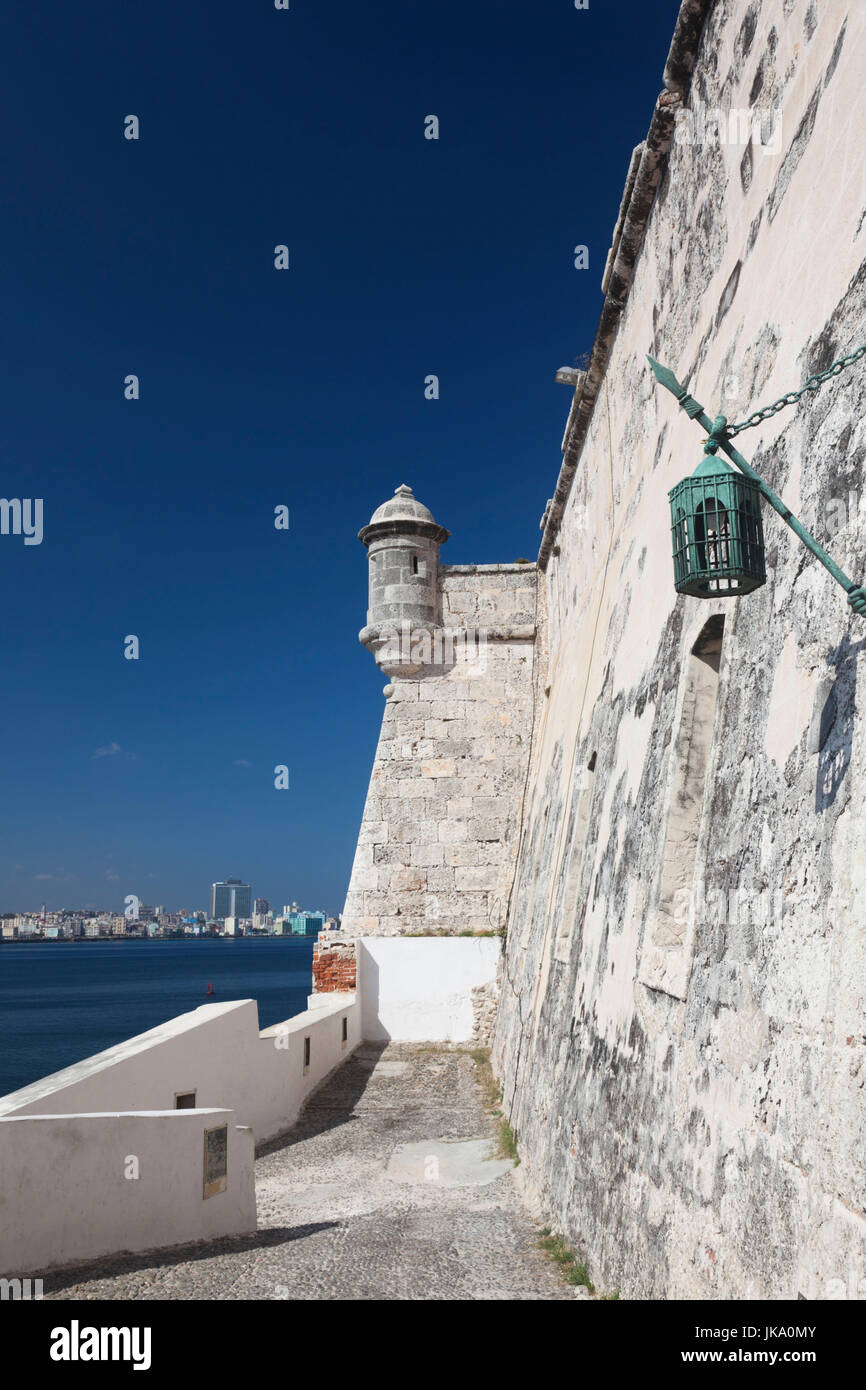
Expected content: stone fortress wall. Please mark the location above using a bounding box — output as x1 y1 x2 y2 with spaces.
493 0 866 1300
344 0 866 1299
342 549 537 936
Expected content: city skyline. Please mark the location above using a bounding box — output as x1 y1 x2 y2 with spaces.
0 866 342 920
0 894 337 921
1 899 334 943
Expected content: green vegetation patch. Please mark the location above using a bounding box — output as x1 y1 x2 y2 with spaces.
536 1227 595 1292
468 1047 519 1164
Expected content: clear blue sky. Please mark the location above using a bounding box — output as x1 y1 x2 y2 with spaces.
0 0 679 915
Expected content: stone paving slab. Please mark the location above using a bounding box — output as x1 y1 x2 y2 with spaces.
43 1044 574 1301
385 1138 515 1185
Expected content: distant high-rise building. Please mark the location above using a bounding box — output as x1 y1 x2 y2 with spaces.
211 878 251 921
287 911 326 937
254 898 269 916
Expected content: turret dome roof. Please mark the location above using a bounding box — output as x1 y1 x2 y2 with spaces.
359 484 450 547
367 484 436 527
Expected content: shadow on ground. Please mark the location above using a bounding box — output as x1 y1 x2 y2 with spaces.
41 1222 340 1296
256 1040 390 1156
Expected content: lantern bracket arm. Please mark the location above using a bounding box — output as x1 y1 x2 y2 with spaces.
646 354 864 613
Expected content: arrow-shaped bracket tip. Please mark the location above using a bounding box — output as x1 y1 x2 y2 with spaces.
646 355 684 397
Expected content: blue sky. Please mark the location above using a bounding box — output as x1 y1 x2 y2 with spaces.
0 0 679 914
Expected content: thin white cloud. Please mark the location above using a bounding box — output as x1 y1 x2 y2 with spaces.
233 759 251 767
92 742 124 759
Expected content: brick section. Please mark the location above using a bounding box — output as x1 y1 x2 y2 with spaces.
312 933 357 994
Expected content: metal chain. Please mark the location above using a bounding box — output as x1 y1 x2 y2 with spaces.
726 342 866 436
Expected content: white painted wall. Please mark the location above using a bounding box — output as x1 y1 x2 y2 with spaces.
0 994 360 1145
0 994 359 1276
0 937 503 1276
358 937 500 1041
0 1108 255 1277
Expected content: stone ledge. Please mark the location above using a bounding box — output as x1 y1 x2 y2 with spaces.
440 563 538 575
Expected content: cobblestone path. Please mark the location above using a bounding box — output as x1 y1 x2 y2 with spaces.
45 1044 575 1300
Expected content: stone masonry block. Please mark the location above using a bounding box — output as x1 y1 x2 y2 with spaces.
390 818 438 843
421 759 455 778
439 820 469 843
410 843 446 867
470 818 508 842
455 866 498 892
390 867 427 893
357 821 388 846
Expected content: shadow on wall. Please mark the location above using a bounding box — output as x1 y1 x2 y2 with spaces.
255 1041 388 1155
372 630 488 682
814 630 863 812
361 949 382 1036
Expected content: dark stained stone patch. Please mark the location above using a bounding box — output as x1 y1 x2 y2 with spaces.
823 22 846 89
767 84 821 223
716 260 742 328
804 2 817 42
749 60 765 107
735 1 761 64
740 139 754 194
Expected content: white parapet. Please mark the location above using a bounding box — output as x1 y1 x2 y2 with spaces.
0 1108 255 1278
0 992 360 1276
0 936 503 1278
0 995 360 1145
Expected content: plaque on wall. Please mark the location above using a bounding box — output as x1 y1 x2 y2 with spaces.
203 1124 228 1198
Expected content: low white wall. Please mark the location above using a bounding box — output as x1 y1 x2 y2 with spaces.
0 994 360 1145
0 1109 255 1277
0 994 359 1277
255 994 358 1139
358 938 501 1041
0 938 502 1277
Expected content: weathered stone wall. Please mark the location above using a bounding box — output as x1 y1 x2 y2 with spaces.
493 0 866 1299
342 564 537 935
470 968 502 1050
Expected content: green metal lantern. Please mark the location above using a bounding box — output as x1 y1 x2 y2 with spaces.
668 445 766 598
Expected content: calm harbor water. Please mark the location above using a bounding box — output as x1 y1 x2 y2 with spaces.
0 936 315 1098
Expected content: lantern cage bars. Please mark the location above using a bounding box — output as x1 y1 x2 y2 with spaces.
668 454 766 598
646 354 866 617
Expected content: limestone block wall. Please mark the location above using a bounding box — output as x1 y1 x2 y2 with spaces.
493 0 866 1300
342 564 537 935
